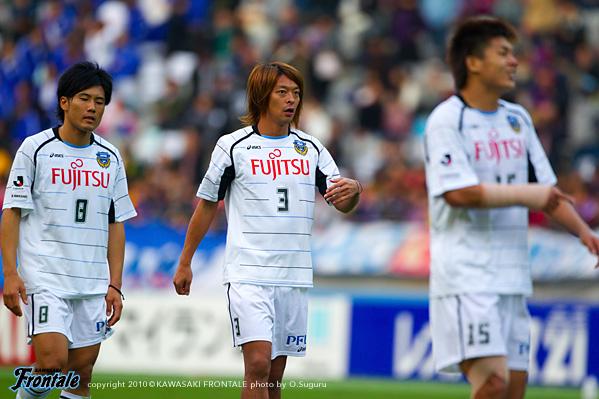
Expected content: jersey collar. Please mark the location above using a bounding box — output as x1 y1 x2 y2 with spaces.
53 125 95 147
252 124 291 139
455 93 499 115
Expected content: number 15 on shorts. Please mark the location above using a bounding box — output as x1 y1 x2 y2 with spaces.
467 322 490 346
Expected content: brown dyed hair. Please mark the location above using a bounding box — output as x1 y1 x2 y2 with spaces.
239 62 304 127
446 16 519 90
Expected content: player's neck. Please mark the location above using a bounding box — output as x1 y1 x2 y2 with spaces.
257 118 289 137
59 123 92 147
459 85 501 112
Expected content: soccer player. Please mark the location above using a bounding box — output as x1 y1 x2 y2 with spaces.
173 61 360 399
1 61 136 399
424 16 599 399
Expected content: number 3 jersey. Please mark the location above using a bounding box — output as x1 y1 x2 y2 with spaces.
424 96 557 297
198 125 341 287
3 127 137 298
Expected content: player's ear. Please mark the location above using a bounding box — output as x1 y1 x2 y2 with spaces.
465 54 483 75
59 96 69 112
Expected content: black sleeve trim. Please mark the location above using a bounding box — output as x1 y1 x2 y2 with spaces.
108 200 116 223
33 136 58 168
218 165 235 200
527 152 537 183
32 135 59 192
228 131 255 169
316 167 328 197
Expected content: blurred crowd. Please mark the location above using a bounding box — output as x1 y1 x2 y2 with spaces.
1 0 599 229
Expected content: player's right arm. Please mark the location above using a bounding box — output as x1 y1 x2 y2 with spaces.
173 199 219 296
443 183 574 212
1 207 28 316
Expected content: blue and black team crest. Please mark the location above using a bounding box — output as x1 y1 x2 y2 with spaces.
294 140 308 156
507 115 521 133
96 152 111 168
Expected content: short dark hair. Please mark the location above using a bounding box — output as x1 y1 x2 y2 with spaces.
55 61 113 122
239 62 304 127
446 16 519 90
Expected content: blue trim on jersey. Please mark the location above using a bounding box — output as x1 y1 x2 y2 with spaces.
236 279 312 286
42 191 66 194
43 223 109 232
116 209 136 219
299 182 315 186
261 134 288 139
35 284 106 295
472 108 499 115
3 201 34 207
211 160 224 172
63 141 91 149
243 215 314 220
322 159 333 169
38 271 108 281
97 195 111 200
38 254 107 264
245 182 267 185
241 247 311 253
198 192 218 200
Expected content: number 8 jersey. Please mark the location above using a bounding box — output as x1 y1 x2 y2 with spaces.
3 127 137 298
198 125 340 287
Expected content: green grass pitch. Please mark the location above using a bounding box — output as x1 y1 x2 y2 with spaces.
0 368 581 398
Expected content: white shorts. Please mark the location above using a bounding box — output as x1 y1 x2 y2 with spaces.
226 283 308 359
430 293 531 374
23 290 114 349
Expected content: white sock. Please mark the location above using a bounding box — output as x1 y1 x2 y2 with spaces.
16 387 52 399
59 392 90 399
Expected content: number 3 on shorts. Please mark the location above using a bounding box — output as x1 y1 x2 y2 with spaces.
233 317 241 336
39 305 49 324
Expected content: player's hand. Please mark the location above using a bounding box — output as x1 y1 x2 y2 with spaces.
324 178 360 204
543 187 575 214
105 286 123 327
579 229 599 268
174 263 193 296
3 273 27 317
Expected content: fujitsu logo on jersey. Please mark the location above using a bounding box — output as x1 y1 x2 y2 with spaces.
51 159 110 190
250 149 310 180
474 129 526 164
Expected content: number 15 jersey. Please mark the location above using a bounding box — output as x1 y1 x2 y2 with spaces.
424 96 557 297
3 127 136 298
198 126 340 287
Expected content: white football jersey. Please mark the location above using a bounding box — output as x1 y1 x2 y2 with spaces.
424 95 557 297
198 125 340 287
3 127 136 298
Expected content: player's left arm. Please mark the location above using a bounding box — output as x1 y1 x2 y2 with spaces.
106 221 125 326
325 177 360 213
545 198 599 268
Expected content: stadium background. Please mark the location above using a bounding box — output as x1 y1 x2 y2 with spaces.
1 0 599 397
